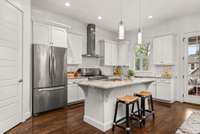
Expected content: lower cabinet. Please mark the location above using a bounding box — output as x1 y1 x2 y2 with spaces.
67 79 86 103
148 82 156 98
148 78 175 103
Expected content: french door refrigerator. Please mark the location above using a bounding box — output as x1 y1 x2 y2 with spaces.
32 44 67 115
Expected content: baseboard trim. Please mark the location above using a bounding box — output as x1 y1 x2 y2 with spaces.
23 112 31 122
83 116 112 132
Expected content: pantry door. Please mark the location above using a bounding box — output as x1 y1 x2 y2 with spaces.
183 32 200 105
0 0 23 133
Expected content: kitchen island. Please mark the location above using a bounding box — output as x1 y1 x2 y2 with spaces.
78 78 154 132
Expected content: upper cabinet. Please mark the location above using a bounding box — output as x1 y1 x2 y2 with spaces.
118 41 129 66
51 26 67 48
33 22 51 46
100 40 129 66
153 35 175 65
33 22 67 48
67 33 83 64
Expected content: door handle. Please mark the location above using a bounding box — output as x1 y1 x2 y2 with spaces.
18 79 23 83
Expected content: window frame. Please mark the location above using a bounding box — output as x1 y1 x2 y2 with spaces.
134 40 152 72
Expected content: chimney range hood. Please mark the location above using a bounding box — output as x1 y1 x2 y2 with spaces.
82 24 100 58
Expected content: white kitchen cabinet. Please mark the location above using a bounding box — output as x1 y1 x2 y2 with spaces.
111 43 118 66
148 82 156 98
33 22 51 45
67 79 87 103
33 21 67 48
156 79 175 103
52 26 67 48
67 33 83 64
153 35 175 65
100 40 129 66
118 42 129 66
100 40 117 66
68 83 78 103
77 86 85 100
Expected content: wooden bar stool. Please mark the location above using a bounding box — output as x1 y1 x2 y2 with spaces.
135 90 155 125
112 95 141 134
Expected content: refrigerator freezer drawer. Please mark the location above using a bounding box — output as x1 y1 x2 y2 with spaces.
33 86 67 115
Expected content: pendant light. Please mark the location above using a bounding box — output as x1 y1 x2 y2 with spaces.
118 0 125 40
137 0 142 44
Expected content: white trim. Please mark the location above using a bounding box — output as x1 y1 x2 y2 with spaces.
22 112 31 122
32 19 71 29
183 32 200 104
84 116 112 132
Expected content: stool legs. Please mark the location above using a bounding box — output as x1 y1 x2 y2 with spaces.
141 97 146 125
150 95 155 119
126 104 130 134
136 100 142 128
112 101 119 131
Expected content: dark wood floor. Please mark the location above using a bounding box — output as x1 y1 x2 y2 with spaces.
6 101 200 134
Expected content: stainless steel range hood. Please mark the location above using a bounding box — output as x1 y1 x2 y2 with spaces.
82 24 100 58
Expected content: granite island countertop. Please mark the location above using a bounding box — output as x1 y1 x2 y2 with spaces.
77 78 155 89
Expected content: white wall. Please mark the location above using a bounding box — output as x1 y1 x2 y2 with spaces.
10 0 32 121
31 8 118 75
126 13 200 102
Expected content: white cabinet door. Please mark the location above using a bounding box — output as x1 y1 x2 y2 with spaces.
111 43 118 66
67 84 78 103
148 82 156 98
77 86 85 100
104 42 112 65
52 26 67 48
156 82 171 101
118 44 129 66
163 36 174 65
33 22 51 45
153 35 175 65
153 38 163 64
68 33 83 64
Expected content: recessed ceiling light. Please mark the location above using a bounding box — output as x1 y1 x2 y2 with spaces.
148 16 153 19
65 2 71 7
98 16 102 20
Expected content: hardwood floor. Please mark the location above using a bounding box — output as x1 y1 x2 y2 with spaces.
6 101 200 134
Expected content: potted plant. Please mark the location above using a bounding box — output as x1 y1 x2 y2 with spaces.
127 69 135 79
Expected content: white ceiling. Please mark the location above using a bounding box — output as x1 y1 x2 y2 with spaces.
32 0 200 32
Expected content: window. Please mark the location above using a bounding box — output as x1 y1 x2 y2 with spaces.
135 41 151 71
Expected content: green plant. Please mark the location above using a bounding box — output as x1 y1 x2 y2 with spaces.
128 69 135 77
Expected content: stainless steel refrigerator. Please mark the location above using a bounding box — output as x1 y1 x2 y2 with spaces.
32 44 67 115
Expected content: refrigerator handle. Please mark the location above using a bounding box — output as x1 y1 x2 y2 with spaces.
53 54 56 79
49 55 51 78
52 54 55 79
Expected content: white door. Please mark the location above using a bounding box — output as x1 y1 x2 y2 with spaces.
52 26 67 48
67 33 82 64
67 84 78 103
111 43 118 66
104 42 112 66
118 44 129 66
0 0 23 133
183 32 200 104
33 22 51 45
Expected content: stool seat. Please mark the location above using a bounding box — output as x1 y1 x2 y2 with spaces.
117 95 138 104
136 91 151 97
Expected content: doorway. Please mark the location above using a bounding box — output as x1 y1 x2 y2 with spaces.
183 32 200 104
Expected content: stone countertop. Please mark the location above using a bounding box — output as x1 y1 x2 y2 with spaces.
77 78 155 89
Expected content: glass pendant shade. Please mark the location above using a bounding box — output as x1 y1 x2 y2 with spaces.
137 29 142 44
118 20 125 40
